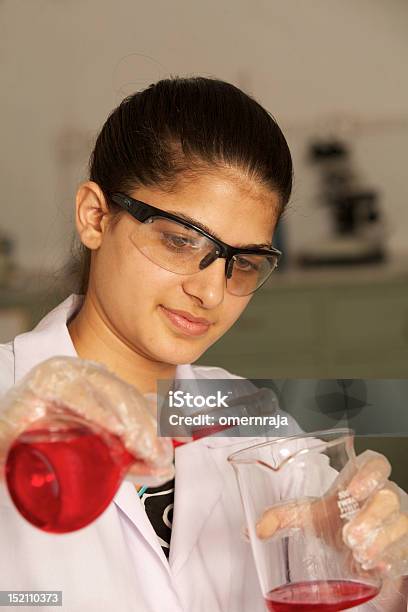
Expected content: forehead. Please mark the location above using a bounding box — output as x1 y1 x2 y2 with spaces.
131 171 280 247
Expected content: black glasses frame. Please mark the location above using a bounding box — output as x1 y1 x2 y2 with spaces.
110 192 282 287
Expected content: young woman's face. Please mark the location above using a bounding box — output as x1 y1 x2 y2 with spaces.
90 171 281 366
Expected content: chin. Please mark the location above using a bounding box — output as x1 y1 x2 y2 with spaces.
154 340 209 366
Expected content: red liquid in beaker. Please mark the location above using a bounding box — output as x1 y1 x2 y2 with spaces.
5 425 135 533
265 580 379 612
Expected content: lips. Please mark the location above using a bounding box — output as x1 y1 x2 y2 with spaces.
163 307 212 325
159 306 212 336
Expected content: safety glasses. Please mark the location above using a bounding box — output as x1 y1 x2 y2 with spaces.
110 193 281 296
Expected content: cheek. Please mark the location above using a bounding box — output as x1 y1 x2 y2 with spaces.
92 233 165 311
117 247 197 327
117 253 176 306
215 296 251 336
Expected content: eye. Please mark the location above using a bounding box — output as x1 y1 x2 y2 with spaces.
234 256 259 272
162 232 200 250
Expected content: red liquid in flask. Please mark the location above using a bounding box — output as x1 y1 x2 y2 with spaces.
265 580 380 612
5 424 136 533
172 422 235 447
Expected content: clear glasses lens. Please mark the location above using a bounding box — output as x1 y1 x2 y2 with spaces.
129 216 214 272
129 217 277 296
227 253 277 296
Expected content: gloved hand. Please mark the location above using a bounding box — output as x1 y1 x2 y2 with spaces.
0 356 174 487
255 450 408 609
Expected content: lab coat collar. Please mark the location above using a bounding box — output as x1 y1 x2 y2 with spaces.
112 436 232 577
13 294 82 384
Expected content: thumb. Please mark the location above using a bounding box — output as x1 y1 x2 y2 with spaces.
256 451 393 542
256 499 314 539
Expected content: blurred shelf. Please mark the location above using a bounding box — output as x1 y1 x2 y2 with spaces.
262 257 408 290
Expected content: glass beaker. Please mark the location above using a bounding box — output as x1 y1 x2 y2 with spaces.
228 429 382 612
4 414 136 533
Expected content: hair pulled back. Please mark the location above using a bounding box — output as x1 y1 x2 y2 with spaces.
75 76 293 293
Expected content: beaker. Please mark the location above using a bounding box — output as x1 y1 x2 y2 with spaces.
228 429 382 612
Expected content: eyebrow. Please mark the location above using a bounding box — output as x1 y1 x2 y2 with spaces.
167 209 272 249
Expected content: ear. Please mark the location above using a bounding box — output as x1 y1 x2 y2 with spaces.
75 181 111 250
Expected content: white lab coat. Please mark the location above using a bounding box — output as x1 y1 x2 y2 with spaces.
0 295 402 611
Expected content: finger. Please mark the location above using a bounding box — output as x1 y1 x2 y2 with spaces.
347 451 391 502
351 513 408 568
256 500 313 539
343 485 401 548
368 533 408 577
124 431 174 469
0 391 49 458
0 422 14 468
126 459 175 487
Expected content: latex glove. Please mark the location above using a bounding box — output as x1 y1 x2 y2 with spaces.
0 356 174 487
256 450 408 579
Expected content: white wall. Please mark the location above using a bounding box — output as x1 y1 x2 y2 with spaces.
1 0 407 270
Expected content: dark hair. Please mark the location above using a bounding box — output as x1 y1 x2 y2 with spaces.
74 76 293 293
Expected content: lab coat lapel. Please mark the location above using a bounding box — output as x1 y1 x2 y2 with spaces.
110 361 223 574
90 502 143 607
167 363 225 575
113 480 172 574
169 438 224 576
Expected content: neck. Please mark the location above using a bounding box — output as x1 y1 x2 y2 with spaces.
67 293 176 395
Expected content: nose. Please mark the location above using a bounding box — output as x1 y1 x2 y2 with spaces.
181 257 226 308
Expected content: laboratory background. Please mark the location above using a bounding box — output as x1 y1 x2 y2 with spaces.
0 1 407 485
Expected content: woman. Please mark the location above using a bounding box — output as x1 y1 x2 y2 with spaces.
0 77 407 611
